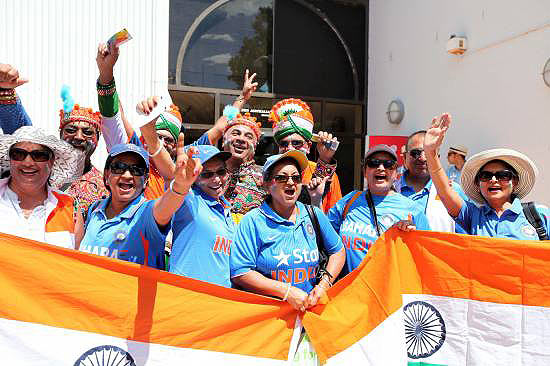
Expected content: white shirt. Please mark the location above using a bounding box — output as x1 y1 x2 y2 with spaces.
0 178 75 249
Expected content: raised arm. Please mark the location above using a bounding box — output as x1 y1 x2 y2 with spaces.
137 97 177 179
207 69 258 145
424 113 464 217
96 43 131 149
152 136 202 226
0 64 31 133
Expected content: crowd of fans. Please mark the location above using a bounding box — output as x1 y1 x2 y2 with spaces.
0 41 548 316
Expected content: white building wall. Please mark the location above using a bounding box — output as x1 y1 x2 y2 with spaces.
1 0 169 170
368 0 550 203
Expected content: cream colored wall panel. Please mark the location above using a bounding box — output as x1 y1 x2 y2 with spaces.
1 0 169 170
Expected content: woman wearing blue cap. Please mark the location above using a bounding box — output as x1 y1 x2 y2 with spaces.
168 144 235 287
230 150 345 312
79 141 201 269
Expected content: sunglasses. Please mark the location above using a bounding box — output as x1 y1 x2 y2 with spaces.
408 148 425 159
109 161 147 176
477 170 515 182
365 158 397 170
273 174 302 184
278 140 305 149
9 147 52 162
200 168 228 179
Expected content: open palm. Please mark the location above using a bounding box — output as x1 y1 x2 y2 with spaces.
424 113 451 152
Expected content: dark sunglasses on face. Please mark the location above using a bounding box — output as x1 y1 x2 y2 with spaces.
477 170 515 182
109 161 147 176
200 168 228 179
273 174 302 184
9 147 52 162
408 148 425 159
365 158 397 170
278 140 305 149
62 125 97 137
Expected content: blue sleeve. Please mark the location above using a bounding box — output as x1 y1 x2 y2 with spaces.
141 200 169 270
188 132 211 147
128 131 145 149
455 200 478 235
230 214 259 278
0 92 32 134
315 207 343 255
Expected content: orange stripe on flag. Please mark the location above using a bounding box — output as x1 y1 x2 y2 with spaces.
0 233 296 360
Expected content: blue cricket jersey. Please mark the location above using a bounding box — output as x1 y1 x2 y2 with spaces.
80 194 168 269
170 186 235 287
456 198 550 240
328 191 430 274
231 201 343 294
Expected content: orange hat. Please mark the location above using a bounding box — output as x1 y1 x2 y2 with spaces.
59 104 101 131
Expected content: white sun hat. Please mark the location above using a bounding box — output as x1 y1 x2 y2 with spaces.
460 148 537 205
0 126 85 189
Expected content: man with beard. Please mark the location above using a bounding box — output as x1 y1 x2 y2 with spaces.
0 63 108 214
394 130 467 232
269 98 342 213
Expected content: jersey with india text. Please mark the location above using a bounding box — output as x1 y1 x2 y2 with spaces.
80 194 167 269
231 201 343 293
328 191 430 275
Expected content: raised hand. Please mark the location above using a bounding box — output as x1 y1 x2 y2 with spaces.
136 96 160 116
306 176 329 207
316 131 339 163
424 112 451 153
240 69 258 101
0 64 28 89
172 134 202 193
96 43 120 85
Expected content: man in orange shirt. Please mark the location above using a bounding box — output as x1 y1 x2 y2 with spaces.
269 98 342 212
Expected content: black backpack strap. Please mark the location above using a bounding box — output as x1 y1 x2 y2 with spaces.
522 202 549 241
365 190 381 237
305 205 333 280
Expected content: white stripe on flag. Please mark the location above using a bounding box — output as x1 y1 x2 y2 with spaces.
0 318 292 365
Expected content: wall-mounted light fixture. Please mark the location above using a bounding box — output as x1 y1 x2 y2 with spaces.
543 58 550 87
386 99 404 124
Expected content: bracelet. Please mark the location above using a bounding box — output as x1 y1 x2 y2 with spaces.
149 144 163 158
282 282 291 301
429 167 443 175
321 276 332 288
169 180 187 196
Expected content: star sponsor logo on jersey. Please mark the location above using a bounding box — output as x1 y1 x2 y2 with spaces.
521 224 537 238
273 248 319 267
273 250 291 267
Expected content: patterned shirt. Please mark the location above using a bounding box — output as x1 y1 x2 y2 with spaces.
224 160 266 218
66 166 109 215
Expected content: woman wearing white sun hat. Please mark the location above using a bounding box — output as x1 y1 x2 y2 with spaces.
423 113 549 240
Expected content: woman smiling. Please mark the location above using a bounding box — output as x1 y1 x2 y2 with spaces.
424 113 549 240
231 150 345 312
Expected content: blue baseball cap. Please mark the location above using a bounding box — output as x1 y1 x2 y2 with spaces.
262 150 309 180
106 143 150 171
193 145 231 164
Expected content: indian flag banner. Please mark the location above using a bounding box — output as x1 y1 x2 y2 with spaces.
0 233 301 365
303 228 550 365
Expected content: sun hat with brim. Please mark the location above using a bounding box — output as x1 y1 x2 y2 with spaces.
262 150 309 180
460 148 538 205
0 126 85 189
364 144 398 161
106 143 150 171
